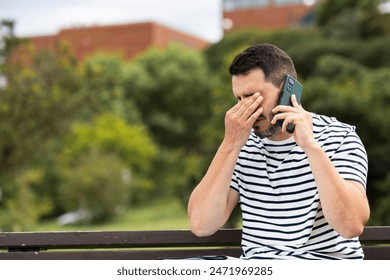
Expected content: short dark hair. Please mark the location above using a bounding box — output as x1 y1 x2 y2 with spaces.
229 43 297 87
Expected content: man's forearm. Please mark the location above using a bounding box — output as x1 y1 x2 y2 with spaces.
188 139 240 236
304 144 370 238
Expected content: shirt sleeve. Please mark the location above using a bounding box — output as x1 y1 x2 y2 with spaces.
230 169 240 193
330 130 368 188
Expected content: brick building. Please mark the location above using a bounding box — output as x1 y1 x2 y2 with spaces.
222 0 315 32
29 21 210 62
26 1 315 62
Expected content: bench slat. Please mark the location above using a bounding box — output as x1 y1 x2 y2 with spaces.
1 226 388 249
362 246 390 260
0 248 243 260
0 230 242 250
0 226 388 260
0 246 387 260
359 226 390 242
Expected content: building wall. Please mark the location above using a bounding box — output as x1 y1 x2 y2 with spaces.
26 2 314 63
223 0 313 32
28 22 209 62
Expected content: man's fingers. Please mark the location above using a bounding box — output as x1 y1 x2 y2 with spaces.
237 94 263 120
291 94 300 107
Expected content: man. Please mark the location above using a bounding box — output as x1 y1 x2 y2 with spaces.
187 43 370 259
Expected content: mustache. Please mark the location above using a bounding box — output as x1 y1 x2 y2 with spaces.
256 111 276 122
256 115 266 121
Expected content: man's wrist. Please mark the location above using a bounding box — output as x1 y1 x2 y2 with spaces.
302 142 323 156
221 138 244 154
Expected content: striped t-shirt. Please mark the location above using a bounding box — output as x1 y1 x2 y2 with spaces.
230 113 368 260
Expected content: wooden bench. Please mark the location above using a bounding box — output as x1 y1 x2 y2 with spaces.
0 226 389 260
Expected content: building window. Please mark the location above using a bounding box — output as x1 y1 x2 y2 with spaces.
274 0 303 5
223 0 268 11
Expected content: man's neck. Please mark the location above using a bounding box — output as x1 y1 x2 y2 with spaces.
267 131 293 142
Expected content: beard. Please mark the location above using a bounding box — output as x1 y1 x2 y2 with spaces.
252 111 282 139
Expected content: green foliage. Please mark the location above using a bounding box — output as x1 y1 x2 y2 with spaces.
79 53 141 123
153 148 205 205
36 197 189 231
0 168 52 231
0 38 87 229
354 36 390 69
303 54 390 224
0 41 84 173
315 0 386 38
312 54 368 84
59 149 131 222
372 173 390 224
58 113 157 218
61 113 157 172
123 43 213 148
287 39 360 78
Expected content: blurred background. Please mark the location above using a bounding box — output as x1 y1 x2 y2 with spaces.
0 0 389 232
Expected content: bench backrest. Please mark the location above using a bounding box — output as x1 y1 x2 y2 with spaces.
0 226 389 260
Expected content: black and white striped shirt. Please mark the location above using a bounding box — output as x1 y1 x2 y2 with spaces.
231 113 368 259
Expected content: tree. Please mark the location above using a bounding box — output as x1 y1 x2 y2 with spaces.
58 113 157 220
0 31 89 229
59 149 131 222
315 0 390 38
0 168 52 231
78 53 141 123
0 40 85 173
304 54 390 224
123 43 213 148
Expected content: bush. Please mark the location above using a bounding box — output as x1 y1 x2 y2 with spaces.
303 55 390 224
0 169 52 231
354 36 390 69
59 149 130 222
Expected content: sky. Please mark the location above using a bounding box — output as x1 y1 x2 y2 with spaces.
0 0 223 42
2 0 390 43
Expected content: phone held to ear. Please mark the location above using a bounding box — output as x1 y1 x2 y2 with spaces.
276 75 303 134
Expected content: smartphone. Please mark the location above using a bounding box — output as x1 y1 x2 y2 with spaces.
276 75 303 133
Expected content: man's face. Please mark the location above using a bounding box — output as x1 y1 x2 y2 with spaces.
232 68 281 139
